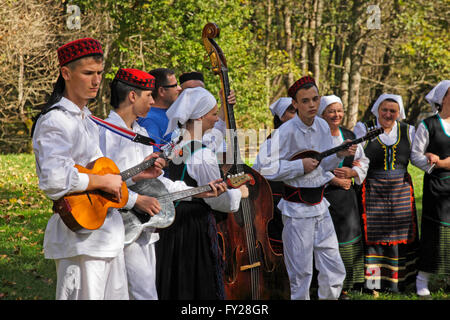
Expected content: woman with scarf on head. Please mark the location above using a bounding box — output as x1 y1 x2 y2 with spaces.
411 80 450 298
318 95 369 299
353 93 419 293
155 87 248 300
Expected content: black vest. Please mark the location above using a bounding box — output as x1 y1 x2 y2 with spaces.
168 140 206 187
423 114 450 175
362 119 411 172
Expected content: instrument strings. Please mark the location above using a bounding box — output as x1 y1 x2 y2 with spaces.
236 164 260 300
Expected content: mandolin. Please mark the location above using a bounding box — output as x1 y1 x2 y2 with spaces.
290 127 383 161
121 172 255 245
53 143 176 232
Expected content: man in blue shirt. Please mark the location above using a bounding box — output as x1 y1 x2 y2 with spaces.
138 68 181 148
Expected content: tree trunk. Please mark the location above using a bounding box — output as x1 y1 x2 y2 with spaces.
312 0 323 85
283 3 294 86
346 43 366 129
265 0 272 106
300 0 310 74
18 52 25 122
340 45 351 120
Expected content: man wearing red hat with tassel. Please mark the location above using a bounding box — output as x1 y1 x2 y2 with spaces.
31 38 156 300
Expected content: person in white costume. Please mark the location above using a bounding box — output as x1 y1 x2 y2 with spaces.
253 76 356 300
31 38 138 300
411 80 450 297
99 68 226 300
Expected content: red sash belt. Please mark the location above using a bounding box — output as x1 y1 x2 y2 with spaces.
282 184 325 206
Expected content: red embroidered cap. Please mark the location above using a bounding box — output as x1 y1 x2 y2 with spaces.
57 37 103 67
288 76 317 99
114 68 155 90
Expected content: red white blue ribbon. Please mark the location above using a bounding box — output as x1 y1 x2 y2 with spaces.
89 115 158 148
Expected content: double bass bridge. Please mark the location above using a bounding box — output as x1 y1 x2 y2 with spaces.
239 261 261 272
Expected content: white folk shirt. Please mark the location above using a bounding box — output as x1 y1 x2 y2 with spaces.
181 139 242 212
99 110 192 245
253 114 343 218
32 97 124 259
411 114 450 172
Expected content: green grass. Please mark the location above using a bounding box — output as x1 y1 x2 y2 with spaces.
0 154 55 300
0 154 448 300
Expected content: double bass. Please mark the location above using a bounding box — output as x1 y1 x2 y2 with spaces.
202 22 290 299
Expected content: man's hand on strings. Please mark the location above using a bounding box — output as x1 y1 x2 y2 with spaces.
135 195 161 216
88 173 123 202
133 153 166 182
302 158 319 174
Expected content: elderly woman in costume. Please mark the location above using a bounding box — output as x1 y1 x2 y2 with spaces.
253 97 297 254
318 95 369 298
353 93 419 293
155 87 248 300
411 80 450 297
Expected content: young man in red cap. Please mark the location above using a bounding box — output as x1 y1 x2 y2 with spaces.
137 68 182 147
99 68 227 299
254 76 356 300
32 38 159 300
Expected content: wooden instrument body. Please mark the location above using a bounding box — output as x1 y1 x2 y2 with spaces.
202 22 290 300
53 157 129 231
218 164 290 299
290 149 322 162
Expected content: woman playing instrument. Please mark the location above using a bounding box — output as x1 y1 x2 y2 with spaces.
353 93 419 293
155 87 248 300
411 80 450 297
318 95 369 299
254 76 356 300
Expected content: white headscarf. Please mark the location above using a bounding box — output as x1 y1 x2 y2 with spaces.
371 93 405 120
269 97 292 118
425 80 450 113
318 95 343 116
165 87 217 136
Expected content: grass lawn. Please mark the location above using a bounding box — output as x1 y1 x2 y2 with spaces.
0 154 449 300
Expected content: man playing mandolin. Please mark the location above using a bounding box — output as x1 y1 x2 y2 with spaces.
254 76 357 300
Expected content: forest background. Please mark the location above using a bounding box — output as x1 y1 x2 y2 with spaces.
0 0 449 154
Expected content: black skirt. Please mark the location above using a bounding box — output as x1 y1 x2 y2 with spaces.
155 200 224 300
418 171 450 274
